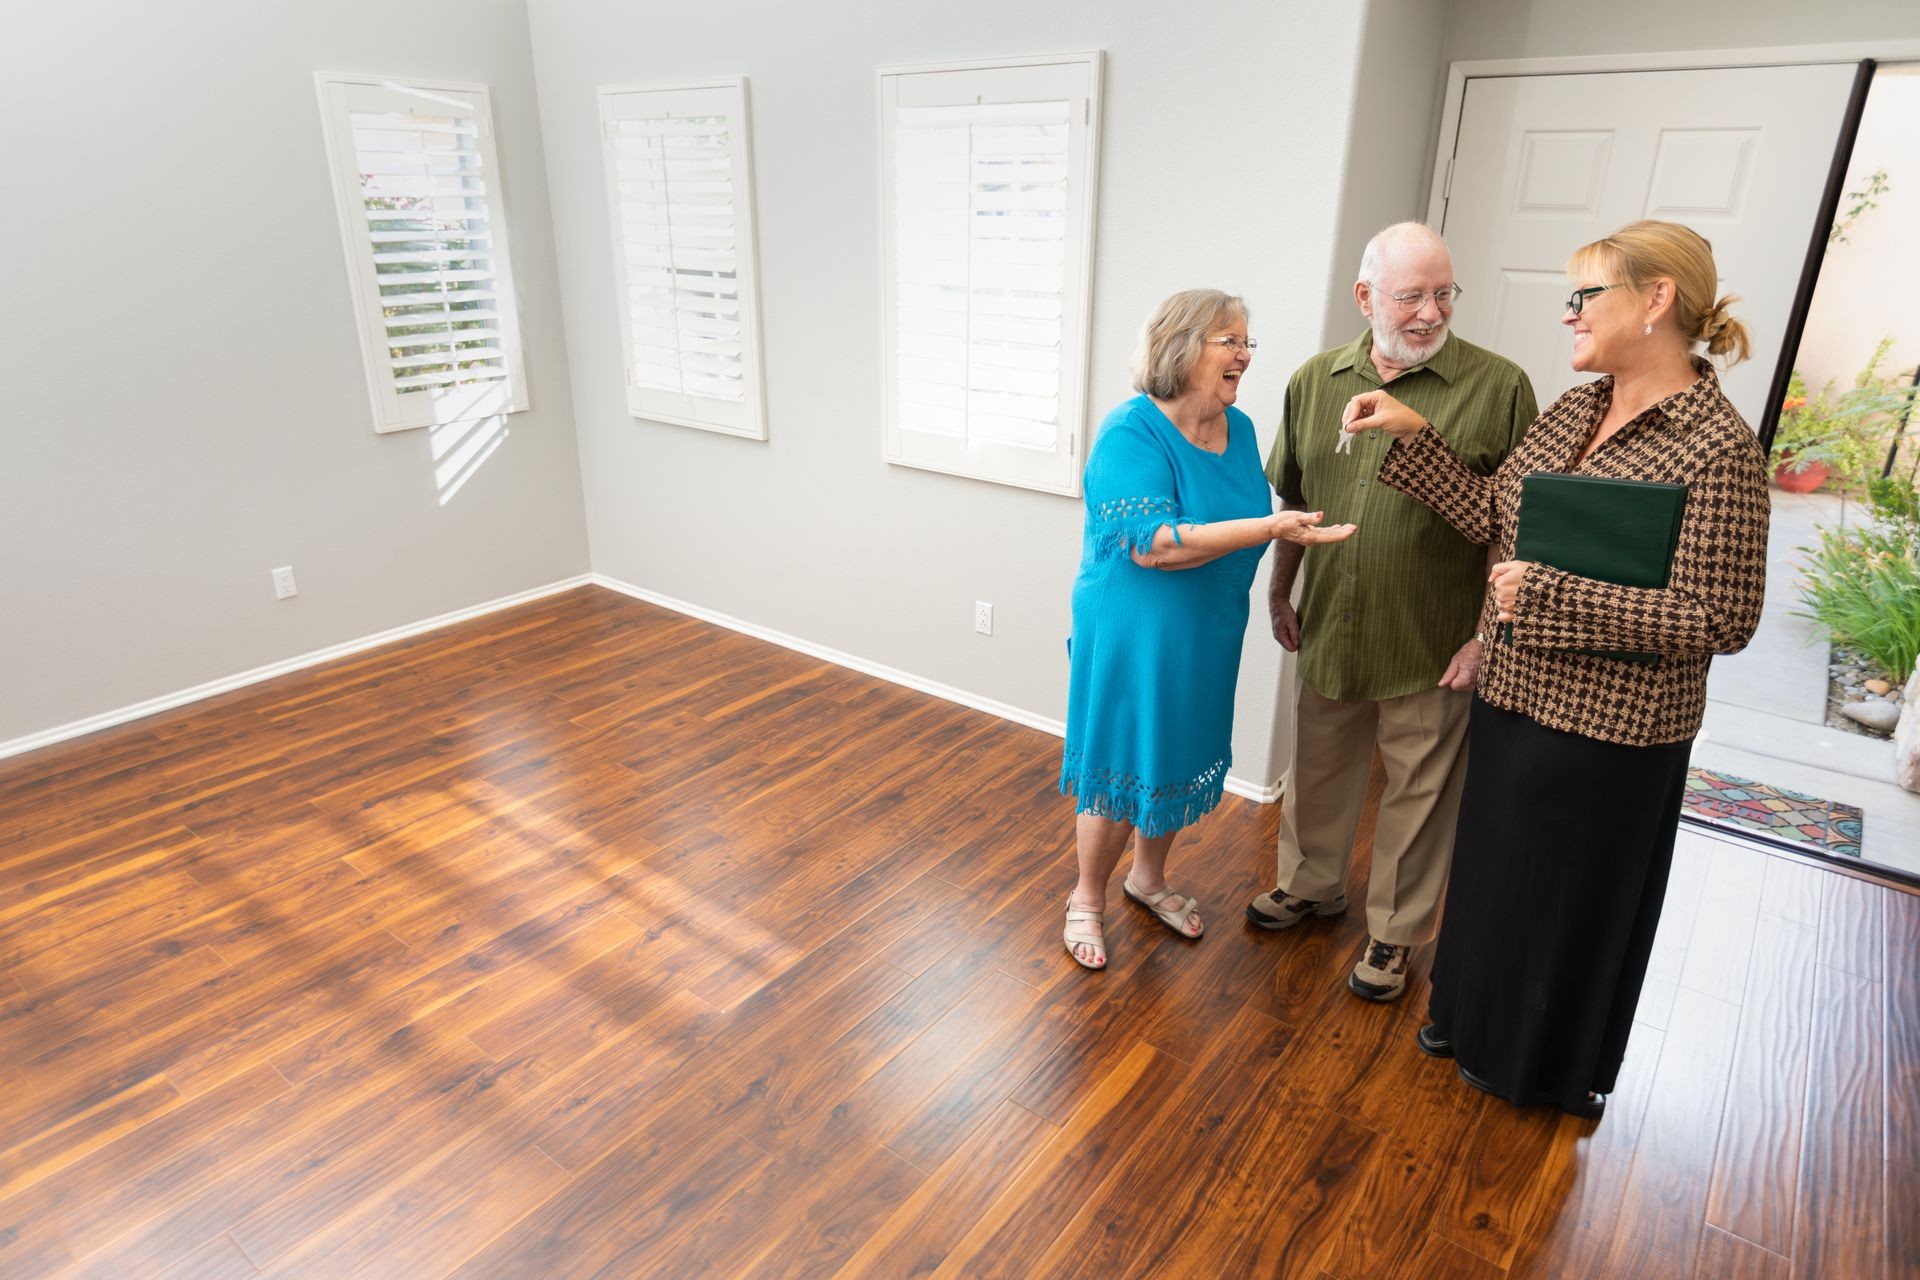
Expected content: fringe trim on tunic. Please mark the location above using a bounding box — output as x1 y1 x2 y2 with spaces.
1059 748 1229 838
1086 495 1199 563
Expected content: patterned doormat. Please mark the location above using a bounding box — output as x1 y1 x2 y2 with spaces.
1682 767 1864 857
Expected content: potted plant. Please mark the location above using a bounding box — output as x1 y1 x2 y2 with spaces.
1772 341 1919 494
1771 376 1836 493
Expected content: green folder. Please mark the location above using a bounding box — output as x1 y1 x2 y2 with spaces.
1506 471 1688 663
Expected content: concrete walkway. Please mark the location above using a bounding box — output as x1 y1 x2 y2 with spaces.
1695 487 1920 876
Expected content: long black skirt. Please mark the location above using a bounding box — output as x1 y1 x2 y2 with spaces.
1427 697 1693 1112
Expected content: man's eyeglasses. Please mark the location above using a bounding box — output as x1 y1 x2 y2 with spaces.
1565 285 1622 316
1370 284 1463 311
1203 337 1258 353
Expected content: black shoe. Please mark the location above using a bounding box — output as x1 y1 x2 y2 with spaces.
1416 1024 1453 1058
1564 1092 1607 1120
1456 1062 1607 1120
1456 1062 1503 1100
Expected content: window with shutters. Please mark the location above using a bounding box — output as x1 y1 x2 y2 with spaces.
879 53 1103 496
315 74 528 434
599 79 767 439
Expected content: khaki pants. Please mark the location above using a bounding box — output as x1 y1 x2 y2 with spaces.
1274 682 1471 947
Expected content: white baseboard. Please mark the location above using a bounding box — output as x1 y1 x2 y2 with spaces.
1230 777 1283 804
592 573 1282 805
0 575 594 763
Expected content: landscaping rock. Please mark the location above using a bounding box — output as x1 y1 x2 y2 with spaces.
1899 672 1920 795
1844 699 1901 732
1866 678 1892 696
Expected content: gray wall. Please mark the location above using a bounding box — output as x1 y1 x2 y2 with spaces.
0 0 590 746
524 0 1372 790
1317 0 1454 349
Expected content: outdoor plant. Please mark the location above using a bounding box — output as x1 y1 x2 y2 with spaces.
1771 375 1831 474
1830 167 1890 246
1797 479 1920 684
1867 473 1920 523
1772 338 1920 486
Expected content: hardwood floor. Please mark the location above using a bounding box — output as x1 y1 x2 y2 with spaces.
1 585 1914 1278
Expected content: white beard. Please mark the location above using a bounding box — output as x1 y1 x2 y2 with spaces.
1372 314 1449 367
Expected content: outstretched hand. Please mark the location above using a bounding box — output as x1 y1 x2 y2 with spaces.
1269 510 1357 546
1341 390 1429 440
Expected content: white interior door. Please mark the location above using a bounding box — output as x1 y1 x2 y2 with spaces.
1438 63 1860 430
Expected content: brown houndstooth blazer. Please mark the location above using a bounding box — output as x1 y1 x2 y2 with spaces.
1378 358 1771 747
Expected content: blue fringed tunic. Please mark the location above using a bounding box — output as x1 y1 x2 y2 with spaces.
1061 395 1273 836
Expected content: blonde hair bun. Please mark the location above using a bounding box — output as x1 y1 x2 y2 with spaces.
1700 293 1752 363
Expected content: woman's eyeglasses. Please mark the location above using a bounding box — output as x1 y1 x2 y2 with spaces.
1203 337 1258 353
1565 285 1622 316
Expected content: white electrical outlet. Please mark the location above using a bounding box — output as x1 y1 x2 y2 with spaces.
974 601 993 635
272 566 298 600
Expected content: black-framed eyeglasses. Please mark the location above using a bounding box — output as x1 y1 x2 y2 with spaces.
1370 284 1463 311
1565 285 1622 316
1203 336 1258 353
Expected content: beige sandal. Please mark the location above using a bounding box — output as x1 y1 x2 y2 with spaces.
1124 878 1204 939
1063 895 1107 970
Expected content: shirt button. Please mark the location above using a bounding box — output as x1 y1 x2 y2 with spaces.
1357 479 1367 487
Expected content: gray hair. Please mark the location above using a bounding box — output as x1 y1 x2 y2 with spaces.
1130 289 1248 399
1357 221 1447 285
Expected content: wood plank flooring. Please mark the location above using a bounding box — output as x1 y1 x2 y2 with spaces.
1 585 1915 1278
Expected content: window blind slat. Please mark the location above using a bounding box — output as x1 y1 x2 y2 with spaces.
386 326 502 349
384 292 496 313
392 366 509 391
365 204 490 223
374 267 497 288
371 248 496 265
363 177 489 200
348 111 477 135
897 102 1071 128
368 230 492 246
357 154 484 176
391 347 506 371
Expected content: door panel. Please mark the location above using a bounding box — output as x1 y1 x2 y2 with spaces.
1441 63 1859 430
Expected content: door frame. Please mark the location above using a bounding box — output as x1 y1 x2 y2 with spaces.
1423 39 1920 230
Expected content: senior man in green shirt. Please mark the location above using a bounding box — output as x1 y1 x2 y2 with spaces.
1248 222 1536 1002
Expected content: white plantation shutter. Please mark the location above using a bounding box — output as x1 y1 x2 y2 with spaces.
316 75 528 433
599 80 766 439
881 54 1102 496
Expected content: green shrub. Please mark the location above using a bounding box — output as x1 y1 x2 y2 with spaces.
1797 511 1920 683
1867 474 1920 524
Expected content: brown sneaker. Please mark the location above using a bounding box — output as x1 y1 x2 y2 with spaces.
1245 888 1347 931
1348 937 1411 1002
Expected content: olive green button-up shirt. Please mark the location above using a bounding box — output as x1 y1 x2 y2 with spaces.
1265 331 1537 702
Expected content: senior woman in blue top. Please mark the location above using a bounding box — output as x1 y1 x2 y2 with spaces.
1061 289 1356 969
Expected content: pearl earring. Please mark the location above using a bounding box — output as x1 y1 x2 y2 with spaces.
1643 324 1652 336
